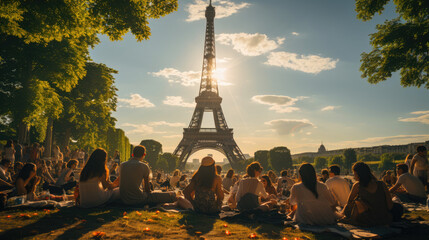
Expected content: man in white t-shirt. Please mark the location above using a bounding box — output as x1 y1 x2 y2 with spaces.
325 165 351 208
390 163 427 204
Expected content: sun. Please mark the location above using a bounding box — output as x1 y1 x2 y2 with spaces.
213 68 231 86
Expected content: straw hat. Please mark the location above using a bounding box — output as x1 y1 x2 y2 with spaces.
201 156 215 166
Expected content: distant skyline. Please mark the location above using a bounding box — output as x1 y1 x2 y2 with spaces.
89 0 429 161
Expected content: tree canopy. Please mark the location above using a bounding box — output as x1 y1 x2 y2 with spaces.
343 148 357 171
0 0 177 144
254 150 270 169
269 146 293 171
356 0 429 88
314 156 328 170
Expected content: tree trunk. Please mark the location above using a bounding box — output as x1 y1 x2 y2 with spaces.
44 118 53 158
18 122 30 144
63 128 71 148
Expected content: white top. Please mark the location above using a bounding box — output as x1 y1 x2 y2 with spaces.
222 177 234 191
397 172 426 198
412 154 428 172
290 182 338 225
79 177 119 208
235 177 268 203
170 175 180 188
325 176 351 207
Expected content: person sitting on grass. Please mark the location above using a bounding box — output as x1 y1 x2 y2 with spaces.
0 159 12 184
178 175 188 189
325 165 350 208
389 163 427 204
44 159 78 195
120 145 176 205
15 163 72 201
261 174 277 196
319 169 329 183
267 170 278 186
342 162 393 226
15 163 40 200
222 169 235 191
169 169 181 190
79 148 120 208
235 162 277 212
181 157 224 214
382 170 397 187
11 161 23 182
277 170 295 198
289 163 338 225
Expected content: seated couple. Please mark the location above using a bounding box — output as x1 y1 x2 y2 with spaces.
168 160 276 214
79 146 176 208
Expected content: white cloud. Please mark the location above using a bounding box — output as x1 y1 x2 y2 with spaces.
121 123 154 134
216 33 284 56
265 51 339 74
321 105 341 111
265 119 315 135
149 121 186 127
163 96 195 108
217 57 232 63
187 0 250 22
150 68 200 87
291 32 299 36
399 110 429 125
251 95 307 113
118 94 155 108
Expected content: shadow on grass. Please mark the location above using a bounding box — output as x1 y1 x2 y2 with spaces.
178 212 216 236
0 207 124 239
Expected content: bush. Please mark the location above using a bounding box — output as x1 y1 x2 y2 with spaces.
358 153 380 162
343 149 357 171
314 157 328 170
328 155 344 167
269 146 292 171
378 153 395 171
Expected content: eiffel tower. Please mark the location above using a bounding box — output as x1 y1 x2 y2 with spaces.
174 0 246 169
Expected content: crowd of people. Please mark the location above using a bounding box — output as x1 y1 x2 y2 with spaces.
1 140 428 227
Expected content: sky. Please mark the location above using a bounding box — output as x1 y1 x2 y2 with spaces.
89 0 429 162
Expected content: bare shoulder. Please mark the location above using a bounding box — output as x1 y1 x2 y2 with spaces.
215 175 222 183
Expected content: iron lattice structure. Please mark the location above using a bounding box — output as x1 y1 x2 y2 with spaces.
173 1 246 169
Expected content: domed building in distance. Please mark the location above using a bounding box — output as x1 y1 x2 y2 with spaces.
318 143 327 153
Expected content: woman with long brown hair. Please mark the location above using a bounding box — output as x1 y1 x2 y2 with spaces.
342 161 393 226
183 156 224 214
289 163 337 225
79 149 119 208
261 175 277 195
222 169 235 191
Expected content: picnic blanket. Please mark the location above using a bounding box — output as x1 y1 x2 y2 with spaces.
8 200 75 209
219 209 289 225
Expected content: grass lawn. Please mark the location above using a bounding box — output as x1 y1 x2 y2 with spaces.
1 207 429 239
